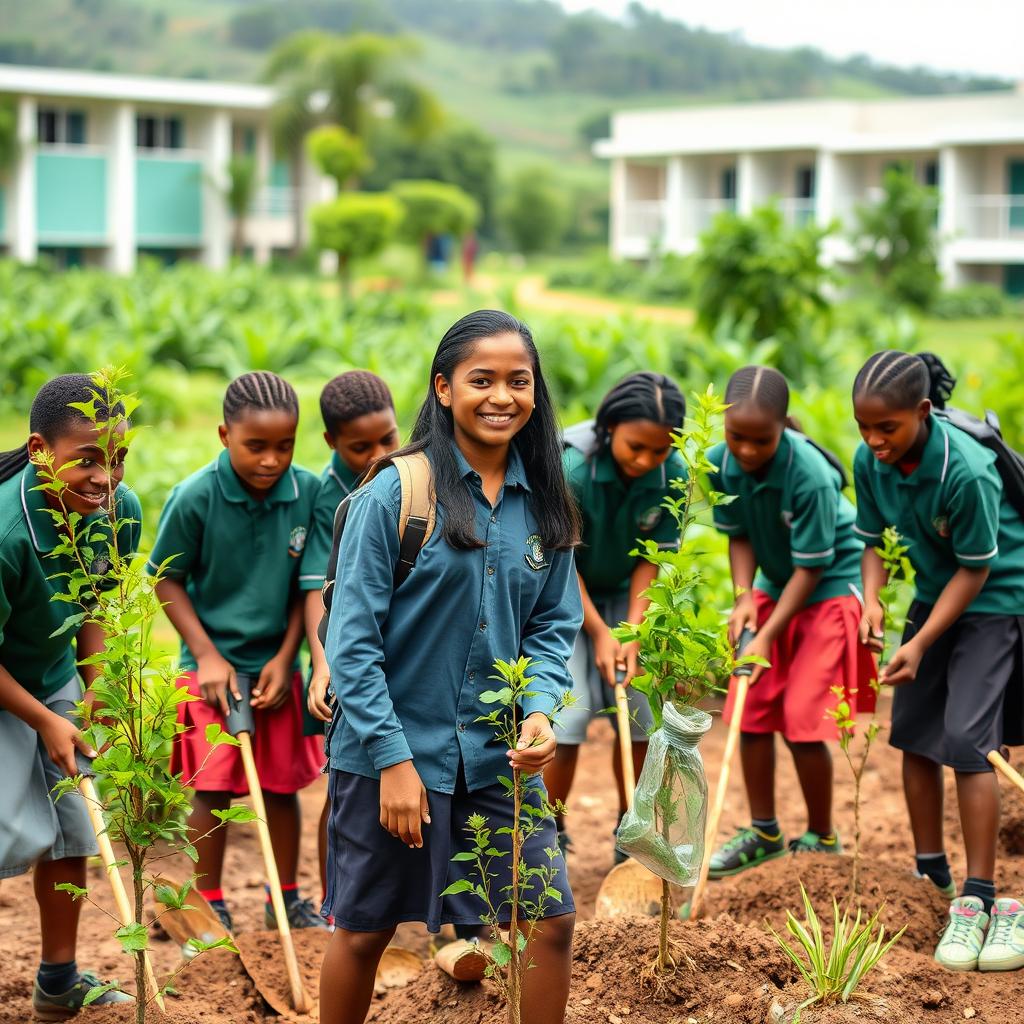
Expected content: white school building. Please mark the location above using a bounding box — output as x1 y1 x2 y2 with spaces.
595 85 1024 295
0 63 333 272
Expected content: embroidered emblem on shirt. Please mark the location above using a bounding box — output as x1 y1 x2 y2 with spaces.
932 514 951 538
525 533 548 570
637 505 664 532
288 525 308 557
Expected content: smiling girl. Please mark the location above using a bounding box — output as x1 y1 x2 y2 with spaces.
0 374 137 1018
147 371 325 934
318 310 582 1024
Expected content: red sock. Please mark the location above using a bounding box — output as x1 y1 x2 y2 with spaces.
199 888 224 904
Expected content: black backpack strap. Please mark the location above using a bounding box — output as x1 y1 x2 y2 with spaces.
395 515 429 587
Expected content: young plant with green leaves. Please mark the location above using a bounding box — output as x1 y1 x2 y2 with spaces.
827 527 914 900
441 656 572 1024
613 386 748 973
768 884 905 1019
41 369 250 1024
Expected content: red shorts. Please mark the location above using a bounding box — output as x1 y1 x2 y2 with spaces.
723 591 877 742
171 670 326 795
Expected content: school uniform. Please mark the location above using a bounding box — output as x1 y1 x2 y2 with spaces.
146 449 323 795
322 443 581 932
853 414 1024 771
557 441 686 744
709 430 875 740
297 453 358 736
0 463 141 878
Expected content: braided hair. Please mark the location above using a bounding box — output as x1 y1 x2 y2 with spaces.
853 350 956 411
725 365 791 423
0 374 123 485
593 372 686 449
320 371 394 435
223 371 299 424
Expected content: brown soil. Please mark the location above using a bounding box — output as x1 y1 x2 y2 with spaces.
1 694 1021 1023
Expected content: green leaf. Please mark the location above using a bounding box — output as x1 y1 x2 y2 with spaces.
212 806 259 824
55 883 89 899
439 879 474 897
83 982 120 1006
115 922 149 953
185 936 240 956
450 852 477 862
205 724 239 747
490 941 512 967
478 687 512 705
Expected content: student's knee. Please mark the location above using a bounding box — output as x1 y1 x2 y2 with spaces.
943 728 990 774
336 927 395 960
783 738 828 757
530 913 575 954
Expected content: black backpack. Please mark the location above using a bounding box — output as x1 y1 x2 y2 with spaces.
934 407 1024 520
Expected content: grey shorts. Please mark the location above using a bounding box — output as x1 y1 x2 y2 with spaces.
555 592 654 745
0 678 97 878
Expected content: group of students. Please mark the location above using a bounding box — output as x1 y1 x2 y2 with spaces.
1 308 1023 1024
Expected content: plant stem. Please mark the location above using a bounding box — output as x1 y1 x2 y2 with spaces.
508 767 522 1024
131 842 146 1024
659 879 672 972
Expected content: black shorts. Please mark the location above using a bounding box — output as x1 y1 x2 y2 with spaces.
889 601 1024 772
322 765 575 933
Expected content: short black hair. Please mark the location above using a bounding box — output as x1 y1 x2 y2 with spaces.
853 350 956 411
725 365 790 422
594 371 686 446
0 373 123 485
320 371 394 436
223 371 299 424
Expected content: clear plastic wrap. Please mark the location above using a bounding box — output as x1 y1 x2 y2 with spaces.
615 701 713 885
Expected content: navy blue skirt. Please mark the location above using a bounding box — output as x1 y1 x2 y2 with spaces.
322 766 575 933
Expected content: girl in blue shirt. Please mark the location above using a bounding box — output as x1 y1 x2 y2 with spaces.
320 310 583 1024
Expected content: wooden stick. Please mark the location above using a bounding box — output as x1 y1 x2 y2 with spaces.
688 673 752 921
988 749 1024 796
614 682 636 808
237 732 311 1014
79 776 165 1012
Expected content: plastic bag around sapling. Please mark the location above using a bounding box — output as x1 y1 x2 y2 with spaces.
615 701 713 886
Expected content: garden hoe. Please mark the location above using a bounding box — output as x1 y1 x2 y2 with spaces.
989 748 1024 797
686 628 757 921
594 669 665 919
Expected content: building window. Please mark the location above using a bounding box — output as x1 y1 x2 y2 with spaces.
922 160 939 187
136 114 184 151
720 166 737 201
795 165 816 199
37 107 87 145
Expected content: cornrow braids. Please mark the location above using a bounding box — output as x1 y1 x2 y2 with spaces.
223 371 299 424
320 371 394 435
0 374 122 485
594 371 686 447
725 365 790 422
853 350 956 411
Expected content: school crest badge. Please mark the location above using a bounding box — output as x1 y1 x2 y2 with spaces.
525 533 548 570
932 515 951 538
637 505 664 532
288 525 308 557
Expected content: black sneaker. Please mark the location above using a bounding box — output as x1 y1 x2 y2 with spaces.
265 895 329 930
32 971 133 1021
707 826 787 879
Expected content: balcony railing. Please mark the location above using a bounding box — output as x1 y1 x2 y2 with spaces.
961 195 1024 240
621 199 666 243
777 197 816 227
685 198 737 235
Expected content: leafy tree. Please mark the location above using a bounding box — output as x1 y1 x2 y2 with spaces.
308 191 402 298
0 98 16 175
692 204 833 379
499 165 568 255
221 156 259 258
306 124 369 190
852 164 941 311
391 179 479 268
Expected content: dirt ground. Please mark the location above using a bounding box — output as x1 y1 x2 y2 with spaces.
1 693 1022 1023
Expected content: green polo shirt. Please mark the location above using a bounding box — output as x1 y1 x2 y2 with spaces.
298 452 358 593
0 463 142 699
853 415 1024 615
146 450 319 674
564 443 686 598
708 430 862 605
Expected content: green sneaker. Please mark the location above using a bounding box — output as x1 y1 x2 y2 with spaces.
789 830 843 855
915 870 957 900
708 826 787 879
934 896 989 972
32 971 133 1021
265 895 330 930
978 898 1024 972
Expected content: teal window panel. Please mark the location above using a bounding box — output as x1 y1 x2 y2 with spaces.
270 159 290 187
1006 265 1024 297
136 157 202 243
35 153 107 243
67 111 87 145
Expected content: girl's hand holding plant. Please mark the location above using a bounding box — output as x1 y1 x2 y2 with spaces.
728 591 758 646
858 601 886 655
878 639 923 686
508 711 557 773
197 650 239 715
307 666 334 722
380 760 431 849
251 654 293 710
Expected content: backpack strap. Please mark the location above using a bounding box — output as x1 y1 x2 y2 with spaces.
392 451 436 587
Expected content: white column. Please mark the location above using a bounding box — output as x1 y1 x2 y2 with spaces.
663 156 684 252
12 96 37 263
252 126 273 265
815 150 836 228
938 146 961 286
737 152 757 216
610 157 626 258
200 109 231 270
106 102 136 274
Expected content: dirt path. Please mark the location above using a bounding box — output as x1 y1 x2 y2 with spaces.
514 274 695 325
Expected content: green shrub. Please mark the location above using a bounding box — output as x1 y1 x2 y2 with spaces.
931 283 1016 320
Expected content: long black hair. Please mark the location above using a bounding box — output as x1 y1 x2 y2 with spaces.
0 374 122 485
383 309 580 551
853 350 956 410
593 371 686 449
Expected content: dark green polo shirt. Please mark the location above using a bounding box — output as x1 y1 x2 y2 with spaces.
0 463 142 699
299 452 358 593
146 450 318 674
564 443 686 598
853 415 1024 615
709 430 862 604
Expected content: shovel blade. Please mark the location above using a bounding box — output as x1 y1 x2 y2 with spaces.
594 859 666 919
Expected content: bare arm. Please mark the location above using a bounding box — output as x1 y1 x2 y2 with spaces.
305 590 333 720
576 570 617 686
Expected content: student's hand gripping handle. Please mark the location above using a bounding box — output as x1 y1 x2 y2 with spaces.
733 627 758 680
225 672 255 737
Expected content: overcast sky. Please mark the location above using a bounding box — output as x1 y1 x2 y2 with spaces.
557 1 1024 81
